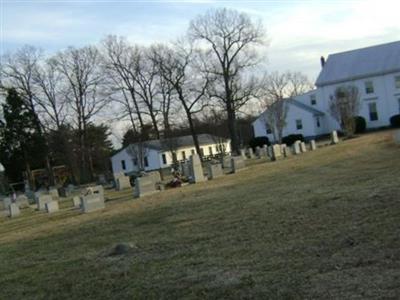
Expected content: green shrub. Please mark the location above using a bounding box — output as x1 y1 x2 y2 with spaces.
282 134 304 146
390 114 400 128
354 116 366 133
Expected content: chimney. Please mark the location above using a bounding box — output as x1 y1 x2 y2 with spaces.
320 56 326 68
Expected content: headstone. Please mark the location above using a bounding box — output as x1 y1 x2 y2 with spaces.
255 146 261 158
259 146 268 158
58 187 69 198
189 154 206 183
16 195 29 209
1 197 11 210
310 140 317 151
48 188 59 200
267 146 273 158
207 163 223 179
146 171 161 183
282 146 291 157
9 203 20 218
247 148 255 159
331 130 339 144
98 174 107 185
300 142 307 153
231 156 246 173
280 144 287 155
133 176 159 198
45 201 59 213
292 140 301 155
221 155 232 169
271 145 283 161
181 161 191 178
72 196 81 208
37 195 53 211
81 194 105 213
240 149 247 159
393 130 400 144
84 185 105 202
116 176 131 191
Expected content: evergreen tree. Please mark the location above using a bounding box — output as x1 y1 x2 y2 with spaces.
0 88 46 188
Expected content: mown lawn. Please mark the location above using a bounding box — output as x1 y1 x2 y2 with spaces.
0 131 399 299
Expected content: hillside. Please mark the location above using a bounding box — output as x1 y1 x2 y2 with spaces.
1 131 399 299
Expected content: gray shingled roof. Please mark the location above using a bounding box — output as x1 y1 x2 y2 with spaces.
122 133 229 153
315 41 400 87
288 99 325 116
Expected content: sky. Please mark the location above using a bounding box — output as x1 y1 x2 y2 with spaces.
1 0 399 146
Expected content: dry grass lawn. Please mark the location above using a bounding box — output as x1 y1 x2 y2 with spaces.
0 130 399 299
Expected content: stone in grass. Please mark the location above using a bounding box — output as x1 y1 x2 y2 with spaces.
109 242 138 256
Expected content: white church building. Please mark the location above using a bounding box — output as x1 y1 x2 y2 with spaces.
253 41 400 141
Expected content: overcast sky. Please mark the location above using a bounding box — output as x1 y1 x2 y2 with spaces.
1 0 399 82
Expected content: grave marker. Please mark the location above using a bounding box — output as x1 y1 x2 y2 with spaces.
300 142 307 153
37 195 53 211
207 163 224 179
231 156 246 173
81 194 105 213
45 201 59 213
292 141 301 155
133 176 159 198
310 140 317 151
331 130 339 144
9 203 20 218
189 154 206 183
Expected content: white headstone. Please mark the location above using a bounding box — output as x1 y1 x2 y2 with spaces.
310 140 317 151
207 163 223 179
300 142 307 153
45 201 59 213
81 194 105 213
331 130 339 144
133 176 159 198
116 176 131 191
189 154 206 183
9 203 20 218
271 145 282 161
292 141 301 155
72 196 81 208
231 156 246 173
37 195 53 211
247 148 255 159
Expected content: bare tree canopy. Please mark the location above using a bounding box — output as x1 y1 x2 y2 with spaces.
260 71 313 143
189 8 266 154
329 85 360 137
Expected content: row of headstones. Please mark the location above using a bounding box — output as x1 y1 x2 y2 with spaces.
240 130 340 161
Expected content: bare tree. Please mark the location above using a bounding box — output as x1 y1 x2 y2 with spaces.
1 45 56 186
152 42 209 158
101 36 145 133
329 85 360 137
189 8 266 154
54 46 109 183
261 71 313 143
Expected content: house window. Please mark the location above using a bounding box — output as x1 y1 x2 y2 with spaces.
316 117 321 128
395 76 400 89
181 151 186 160
121 160 126 170
172 152 177 162
161 154 167 164
144 157 149 167
215 146 219 153
208 146 213 156
132 158 138 166
365 81 374 94
296 119 303 130
310 94 317 105
200 148 204 156
368 102 378 121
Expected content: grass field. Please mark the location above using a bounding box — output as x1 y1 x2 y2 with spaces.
1 131 400 299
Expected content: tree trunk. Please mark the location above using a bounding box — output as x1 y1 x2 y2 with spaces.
226 103 239 155
186 111 202 159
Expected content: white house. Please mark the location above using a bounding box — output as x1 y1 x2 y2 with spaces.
253 41 400 142
111 134 231 175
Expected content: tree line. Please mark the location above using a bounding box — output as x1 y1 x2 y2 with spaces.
0 8 313 188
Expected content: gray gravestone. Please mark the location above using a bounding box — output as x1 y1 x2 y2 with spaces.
189 154 206 183
207 163 223 179
240 149 247 159
393 130 400 144
292 141 301 155
300 142 307 153
9 203 20 218
259 146 268 158
16 195 29 209
116 176 131 191
181 162 191 178
310 140 317 150
231 156 246 173
283 146 291 157
255 146 261 158
45 201 59 213
37 195 53 211
221 155 232 169
81 194 105 213
48 188 59 200
247 148 255 159
331 130 339 144
72 196 81 208
271 144 282 161
1 197 11 211
133 176 159 198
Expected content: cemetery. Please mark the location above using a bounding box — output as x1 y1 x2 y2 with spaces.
0 130 399 299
